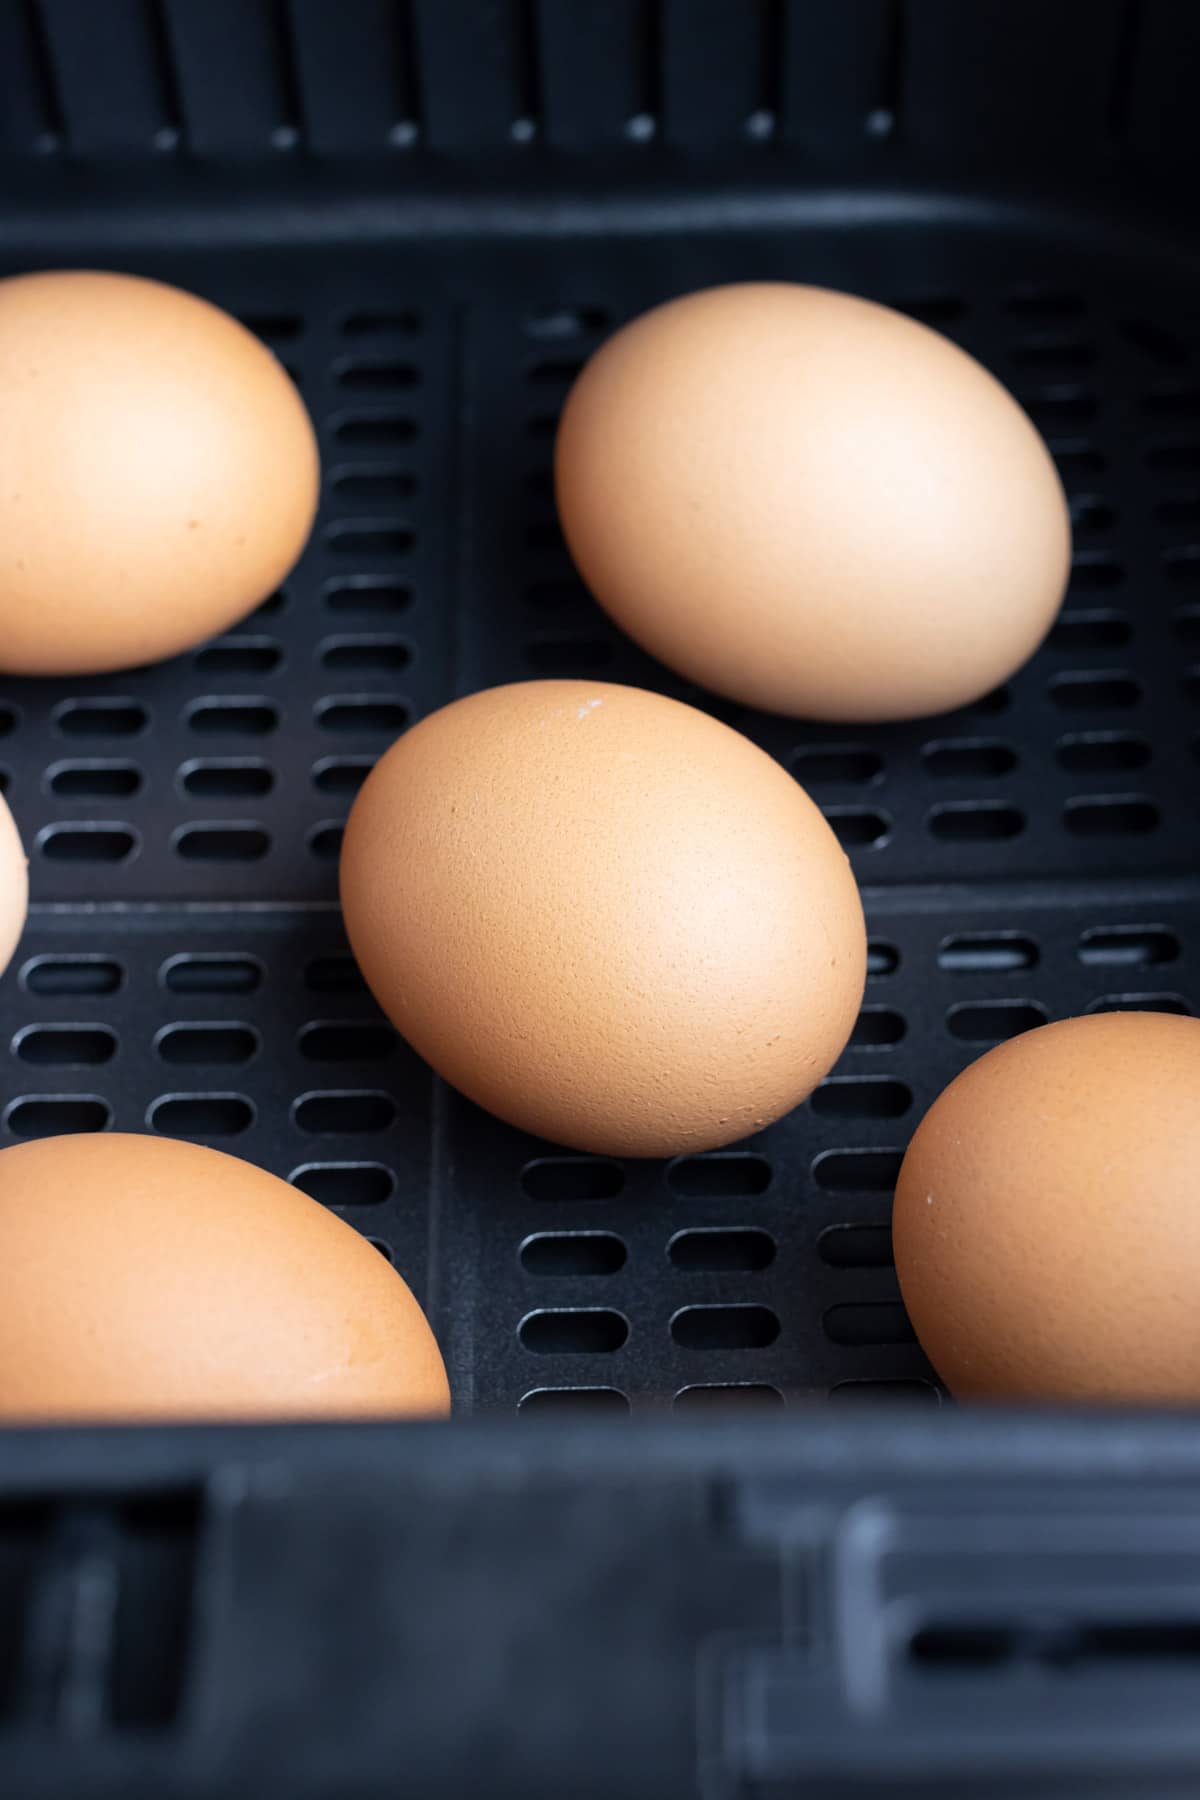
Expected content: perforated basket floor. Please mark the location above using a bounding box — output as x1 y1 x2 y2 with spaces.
1 211 1197 1413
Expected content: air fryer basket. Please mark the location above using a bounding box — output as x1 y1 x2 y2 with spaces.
0 3 1199 1796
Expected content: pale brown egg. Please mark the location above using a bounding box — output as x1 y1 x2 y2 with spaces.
555 283 1070 722
0 791 27 979
0 1134 449 1421
893 1012 1200 1403
0 270 319 676
340 679 866 1157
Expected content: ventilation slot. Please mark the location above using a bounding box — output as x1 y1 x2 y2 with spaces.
313 756 376 795
812 1150 904 1192
1078 926 1179 968
823 806 890 848
323 578 411 615
818 1225 895 1269
517 1387 629 1415
668 1228 776 1272
868 941 900 978
670 1306 780 1350
1050 673 1141 710
193 639 282 675
154 1026 258 1067
55 701 148 738
319 636 411 674
47 761 142 799
1070 553 1123 590
315 698 409 735
830 1379 940 1404
178 760 273 800
667 1154 771 1198
921 739 1017 778
186 701 279 737
6 1097 111 1137
333 417 418 449
928 802 1024 841
308 824 345 859
325 523 414 557
173 825 270 862
521 1157 625 1202
293 1091 396 1134
161 955 262 996
39 826 137 863
526 305 609 339
331 469 418 503
148 1095 253 1137
947 1001 1048 1042
336 359 419 391
823 1303 915 1346
1086 992 1191 1016
790 746 883 785
14 1026 116 1066
811 1078 911 1119
304 956 366 994
519 1309 628 1354
1070 496 1115 533
519 1232 627 1276
1056 732 1150 773
849 1007 906 1048
673 1384 784 1412
341 310 421 337
1048 611 1130 651
298 1022 397 1062
937 933 1038 973
289 1163 395 1207
22 957 122 997
1064 796 1159 836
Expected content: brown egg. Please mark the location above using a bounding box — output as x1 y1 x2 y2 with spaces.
0 791 26 979
893 1012 1200 1402
340 679 866 1156
0 1134 449 1421
0 270 319 675
555 283 1070 721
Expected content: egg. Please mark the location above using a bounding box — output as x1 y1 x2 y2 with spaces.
893 1012 1200 1403
0 270 319 676
555 283 1070 721
340 679 866 1157
0 790 27 979
0 1133 448 1421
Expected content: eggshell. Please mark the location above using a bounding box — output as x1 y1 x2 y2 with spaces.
893 1012 1200 1402
340 679 866 1156
0 1133 449 1421
555 282 1070 721
0 270 319 675
0 790 27 979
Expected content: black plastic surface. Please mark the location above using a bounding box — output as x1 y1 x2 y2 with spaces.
0 2 1199 1795
0 219 1196 1419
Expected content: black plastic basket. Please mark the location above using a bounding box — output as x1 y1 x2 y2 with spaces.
1 3 1199 1795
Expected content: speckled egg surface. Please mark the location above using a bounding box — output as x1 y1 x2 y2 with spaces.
0 269 319 675
340 679 866 1157
0 1133 449 1421
894 1011 1200 1402
555 282 1070 722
